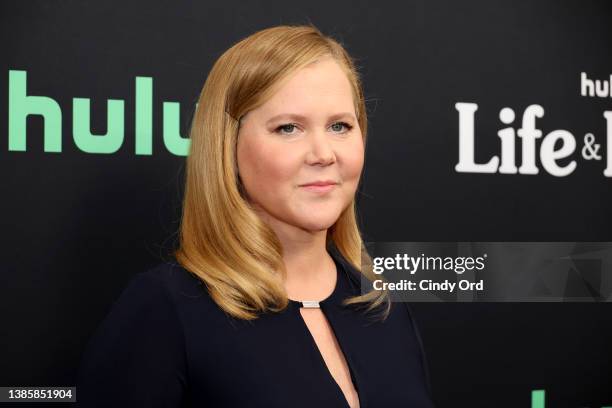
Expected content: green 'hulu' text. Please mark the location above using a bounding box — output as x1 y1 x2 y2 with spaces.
7 69 190 156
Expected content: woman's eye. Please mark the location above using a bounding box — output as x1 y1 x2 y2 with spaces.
275 123 298 135
274 121 353 135
330 121 353 133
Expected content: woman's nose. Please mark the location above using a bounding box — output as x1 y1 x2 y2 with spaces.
305 129 336 165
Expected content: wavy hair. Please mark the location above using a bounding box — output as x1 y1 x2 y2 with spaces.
174 24 390 320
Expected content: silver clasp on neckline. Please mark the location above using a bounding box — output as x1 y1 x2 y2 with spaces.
300 300 320 308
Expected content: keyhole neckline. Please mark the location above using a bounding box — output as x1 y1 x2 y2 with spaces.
287 251 344 309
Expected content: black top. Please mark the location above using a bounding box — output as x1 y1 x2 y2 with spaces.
76 248 435 407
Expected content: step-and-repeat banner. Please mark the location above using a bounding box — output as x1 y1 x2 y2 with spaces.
1 1 611 407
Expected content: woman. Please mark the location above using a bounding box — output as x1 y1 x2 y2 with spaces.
76 24 435 408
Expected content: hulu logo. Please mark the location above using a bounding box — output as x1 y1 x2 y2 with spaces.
7 69 190 156
532 390 611 408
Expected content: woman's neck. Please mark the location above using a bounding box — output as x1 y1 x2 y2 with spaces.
265 218 335 300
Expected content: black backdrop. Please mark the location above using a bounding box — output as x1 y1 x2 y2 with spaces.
1 1 611 407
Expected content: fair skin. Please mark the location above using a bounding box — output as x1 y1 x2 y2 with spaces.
236 55 364 298
236 55 364 408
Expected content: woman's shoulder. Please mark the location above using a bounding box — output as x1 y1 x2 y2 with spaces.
128 258 219 312
82 258 223 353
76 261 193 406
83 260 199 345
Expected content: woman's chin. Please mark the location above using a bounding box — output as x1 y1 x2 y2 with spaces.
296 215 340 232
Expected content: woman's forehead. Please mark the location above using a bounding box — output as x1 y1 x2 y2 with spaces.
252 62 356 119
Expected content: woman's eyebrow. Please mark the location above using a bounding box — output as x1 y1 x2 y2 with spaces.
265 112 356 125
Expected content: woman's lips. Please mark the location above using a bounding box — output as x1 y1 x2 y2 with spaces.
300 183 337 193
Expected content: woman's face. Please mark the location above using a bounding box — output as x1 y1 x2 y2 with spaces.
236 56 364 235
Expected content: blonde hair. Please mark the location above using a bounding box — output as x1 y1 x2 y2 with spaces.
174 24 390 320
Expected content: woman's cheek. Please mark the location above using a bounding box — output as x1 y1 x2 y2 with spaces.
267 150 302 181
344 146 365 181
